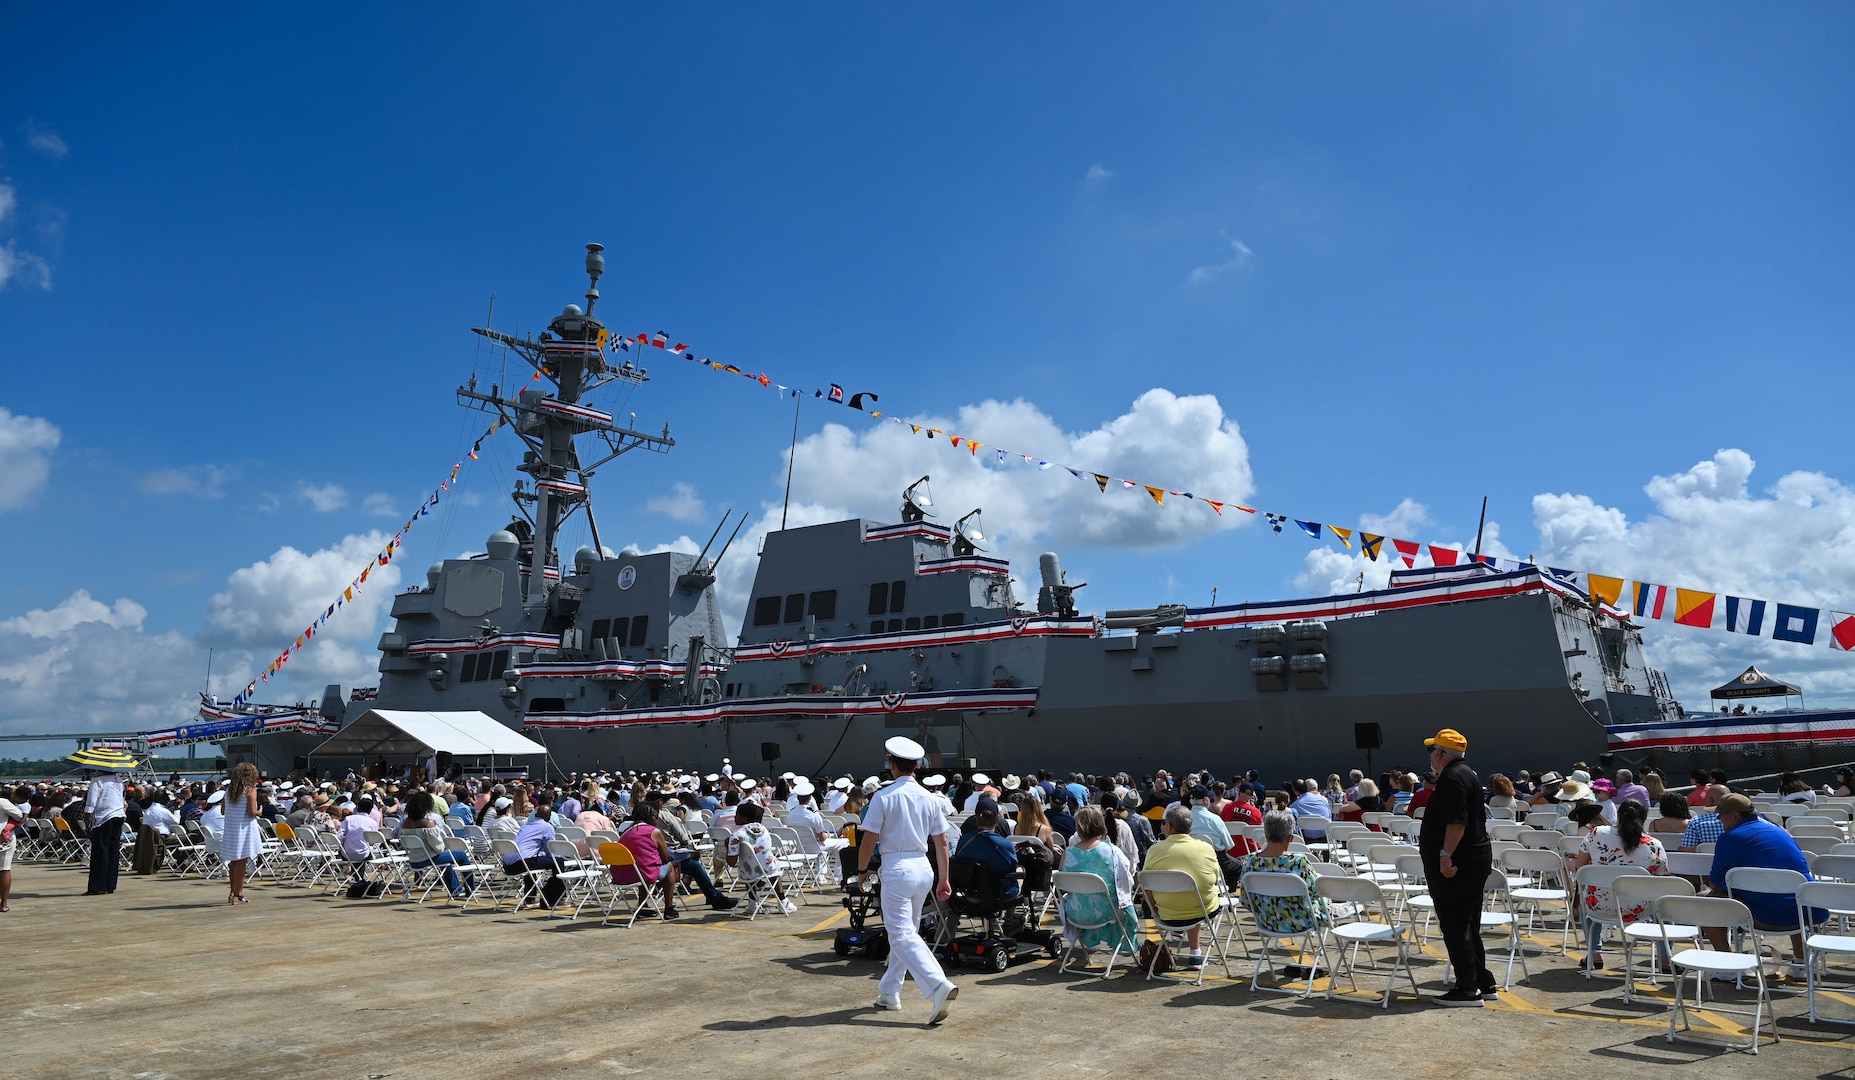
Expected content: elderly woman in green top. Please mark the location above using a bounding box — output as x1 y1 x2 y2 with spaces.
1237 810 1333 933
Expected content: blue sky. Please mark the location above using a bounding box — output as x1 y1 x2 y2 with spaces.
3 5 1854 755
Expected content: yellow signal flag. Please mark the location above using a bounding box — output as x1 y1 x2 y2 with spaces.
1587 574 1625 607
1329 526 1354 550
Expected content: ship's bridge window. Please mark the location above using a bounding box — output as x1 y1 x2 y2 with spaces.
868 582 889 616
461 653 480 683
611 616 630 646
753 596 782 627
629 615 649 648
590 618 611 642
488 650 508 680
887 619 903 633
809 589 837 621
923 615 940 629
784 593 805 624
905 617 920 631
942 612 965 627
889 580 907 613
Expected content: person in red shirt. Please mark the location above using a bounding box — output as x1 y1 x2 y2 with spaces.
1409 772 1435 813
1219 783 1262 855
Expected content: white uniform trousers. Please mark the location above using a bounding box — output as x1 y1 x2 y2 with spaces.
877 853 947 1000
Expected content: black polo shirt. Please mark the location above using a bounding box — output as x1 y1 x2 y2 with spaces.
1418 758 1491 868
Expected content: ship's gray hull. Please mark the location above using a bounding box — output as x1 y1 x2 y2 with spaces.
518 590 1615 780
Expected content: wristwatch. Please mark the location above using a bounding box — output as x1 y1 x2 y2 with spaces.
1440 850 1453 859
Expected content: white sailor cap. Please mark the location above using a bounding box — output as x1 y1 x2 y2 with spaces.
832 777 852 790
780 771 796 780
207 790 225 804
791 779 815 797
704 773 721 782
884 736 926 761
971 772 991 786
923 774 947 789
739 778 758 791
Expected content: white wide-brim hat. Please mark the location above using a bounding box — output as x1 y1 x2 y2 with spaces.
884 736 926 761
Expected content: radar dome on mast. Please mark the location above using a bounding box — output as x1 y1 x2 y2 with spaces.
486 530 520 560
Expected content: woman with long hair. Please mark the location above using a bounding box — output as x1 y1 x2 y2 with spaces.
1569 798 1668 969
219 762 264 904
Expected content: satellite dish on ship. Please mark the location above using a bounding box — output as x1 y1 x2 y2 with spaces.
901 475 935 523
954 508 987 556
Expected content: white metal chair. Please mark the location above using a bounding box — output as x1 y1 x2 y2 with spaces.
545 838 601 917
1235 870 1323 997
1797 880 1855 1025
1052 870 1137 978
1811 854 1855 883
1315 876 1418 1007
1660 895 1777 1053
1572 865 1639 978
1501 847 1572 953
1480 868 1528 989
1614 875 1699 1002
1137 867 1231 986
1665 850 1713 880
441 834 501 912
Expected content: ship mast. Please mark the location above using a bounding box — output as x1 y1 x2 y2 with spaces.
457 243 674 609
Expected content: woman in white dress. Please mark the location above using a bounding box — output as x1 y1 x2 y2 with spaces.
219 762 264 904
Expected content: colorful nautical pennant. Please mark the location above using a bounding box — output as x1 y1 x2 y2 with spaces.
1633 583 1670 620
1204 499 1225 516
1360 533 1383 561
1774 604 1820 644
1832 612 1855 652
1724 596 1766 635
1392 539 1420 568
1266 514 1286 533
1587 575 1624 607
1329 526 1353 550
1673 589 1717 629
1294 520 1323 540
1429 546 1460 567
1144 485 1165 505
1093 474 1110 493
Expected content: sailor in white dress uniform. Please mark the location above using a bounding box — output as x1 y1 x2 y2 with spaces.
856 736 958 1025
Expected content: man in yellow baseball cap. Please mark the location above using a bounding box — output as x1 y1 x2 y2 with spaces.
1419 726 1493 1007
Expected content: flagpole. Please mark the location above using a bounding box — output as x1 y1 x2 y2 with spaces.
780 392 801 530
1472 496 1488 558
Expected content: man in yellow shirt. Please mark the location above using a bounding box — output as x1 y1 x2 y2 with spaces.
1142 805 1221 968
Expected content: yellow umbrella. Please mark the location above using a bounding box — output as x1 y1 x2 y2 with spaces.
65 747 144 773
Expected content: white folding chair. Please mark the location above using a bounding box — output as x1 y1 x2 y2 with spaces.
1665 850 1713 880
1052 870 1137 977
442 834 501 912
1797 880 1855 1025
1394 854 1436 945
1235 870 1323 997
1480 869 1529 989
1315 876 1419 1008
1136 867 1231 986
1615 875 1699 1002
545 838 600 917
1660 895 1777 1053
1502 847 1572 953
1572 865 1640 978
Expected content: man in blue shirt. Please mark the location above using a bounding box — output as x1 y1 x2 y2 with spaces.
951 798 1020 899
1288 779 1332 841
1707 792 1814 971
504 797 567 909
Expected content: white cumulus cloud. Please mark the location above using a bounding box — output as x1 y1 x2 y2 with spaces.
0 590 199 740
1082 163 1113 187
0 407 59 510
1532 449 1855 708
362 492 398 516
647 481 708 523
298 481 348 512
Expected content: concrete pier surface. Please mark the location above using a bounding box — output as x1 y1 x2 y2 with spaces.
8 860 1855 1078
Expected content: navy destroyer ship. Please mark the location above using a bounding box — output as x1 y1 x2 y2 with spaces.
224 245 1691 780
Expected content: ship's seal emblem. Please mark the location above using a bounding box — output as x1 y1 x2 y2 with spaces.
880 692 906 711
617 566 637 590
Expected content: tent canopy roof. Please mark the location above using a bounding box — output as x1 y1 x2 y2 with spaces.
1710 665 1803 700
309 710 547 759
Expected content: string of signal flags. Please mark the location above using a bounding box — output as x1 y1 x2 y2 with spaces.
611 328 1855 654
220 412 514 709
